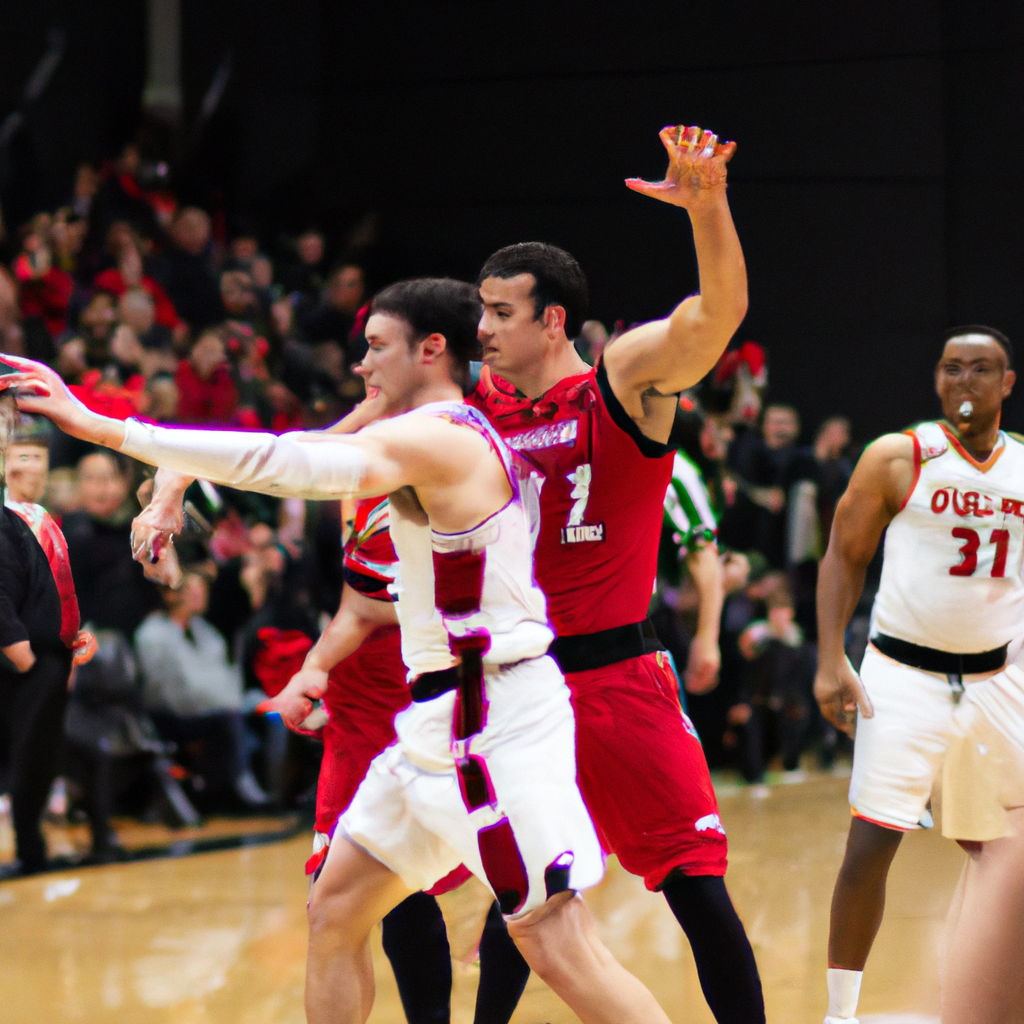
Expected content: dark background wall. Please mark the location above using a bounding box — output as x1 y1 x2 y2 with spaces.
2 1 1022 439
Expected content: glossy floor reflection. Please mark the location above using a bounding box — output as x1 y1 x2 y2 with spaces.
0 774 964 1023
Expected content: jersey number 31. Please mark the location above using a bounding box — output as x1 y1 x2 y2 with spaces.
950 527 1010 577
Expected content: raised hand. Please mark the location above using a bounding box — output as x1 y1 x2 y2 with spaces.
625 124 736 209
814 655 874 737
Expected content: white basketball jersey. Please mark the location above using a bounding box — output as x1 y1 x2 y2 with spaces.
872 421 1024 653
386 401 554 678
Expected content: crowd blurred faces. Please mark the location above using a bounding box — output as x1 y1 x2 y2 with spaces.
762 405 800 451
77 452 131 520
4 441 49 504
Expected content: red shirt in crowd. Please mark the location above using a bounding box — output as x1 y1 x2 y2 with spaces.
93 268 182 329
174 359 239 424
14 258 75 338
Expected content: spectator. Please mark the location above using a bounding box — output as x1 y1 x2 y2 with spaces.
14 220 74 344
118 288 173 354
143 373 179 422
154 207 222 333
282 228 327 305
722 403 810 569
94 235 182 332
135 566 269 809
731 578 816 784
56 291 118 377
813 416 853 542
174 330 238 424
302 264 365 344
0 403 96 874
62 451 161 637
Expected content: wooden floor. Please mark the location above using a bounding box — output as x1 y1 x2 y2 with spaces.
0 772 965 1024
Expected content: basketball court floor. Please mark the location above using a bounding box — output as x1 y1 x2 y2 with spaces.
0 772 964 1024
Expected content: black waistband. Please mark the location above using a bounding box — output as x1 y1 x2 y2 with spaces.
409 666 460 703
871 633 1007 675
549 619 663 674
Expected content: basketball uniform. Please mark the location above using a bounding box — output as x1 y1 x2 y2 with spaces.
470 363 727 887
853 421 1024 830
118 407 605 917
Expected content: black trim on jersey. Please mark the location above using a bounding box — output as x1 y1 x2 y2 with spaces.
343 566 395 602
596 360 675 459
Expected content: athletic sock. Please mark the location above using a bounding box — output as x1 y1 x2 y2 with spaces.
474 901 531 1024
381 892 452 1024
661 872 766 1024
825 967 863 1021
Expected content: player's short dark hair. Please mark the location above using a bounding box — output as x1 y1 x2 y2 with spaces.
371 278 481 374
478 242 589 338
942 325 1014 369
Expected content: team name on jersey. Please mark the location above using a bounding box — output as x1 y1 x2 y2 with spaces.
504 419 578 452
930 488 1024 520
561 523 605 544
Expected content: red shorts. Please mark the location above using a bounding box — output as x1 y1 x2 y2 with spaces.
566 650 727 889
315 625 410 833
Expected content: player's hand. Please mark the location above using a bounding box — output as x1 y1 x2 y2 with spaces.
71 630 98 667
626 124 736 210
685 632 721 694
263 666 329 732
0 356 98 438
324 385 388 434
814 656 873 737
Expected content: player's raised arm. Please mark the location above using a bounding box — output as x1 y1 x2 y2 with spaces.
605 125 747 438
814 433 915 733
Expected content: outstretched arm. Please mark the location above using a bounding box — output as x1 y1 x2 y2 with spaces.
1 358 449 501
605 125 747 441
815 433 914 734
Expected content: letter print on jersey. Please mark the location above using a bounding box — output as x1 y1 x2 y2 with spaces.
561 463 605 544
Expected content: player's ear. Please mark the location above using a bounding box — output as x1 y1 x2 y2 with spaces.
418 332 448 366
544 304 566 337
1003 367 1016 397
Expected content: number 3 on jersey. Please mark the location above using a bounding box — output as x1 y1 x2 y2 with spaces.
950 527 1010 577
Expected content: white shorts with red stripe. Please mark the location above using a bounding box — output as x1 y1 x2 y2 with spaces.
336 655 604 918
850 644 964 831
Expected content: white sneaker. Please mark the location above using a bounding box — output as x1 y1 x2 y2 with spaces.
823 1016 859 1024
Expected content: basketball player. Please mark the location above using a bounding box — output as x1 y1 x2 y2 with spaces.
814 326 1024 1024
469 124 764 1022
1 279 678 1024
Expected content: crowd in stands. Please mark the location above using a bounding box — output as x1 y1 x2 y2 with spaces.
0 141 862 861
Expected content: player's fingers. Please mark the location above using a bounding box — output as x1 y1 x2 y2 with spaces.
624 177 671 197
715 139 738 163
698 131 719 158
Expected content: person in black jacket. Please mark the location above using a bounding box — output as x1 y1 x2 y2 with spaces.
0 402 96 874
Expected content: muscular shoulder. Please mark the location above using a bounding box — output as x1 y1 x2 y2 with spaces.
850 432 917 512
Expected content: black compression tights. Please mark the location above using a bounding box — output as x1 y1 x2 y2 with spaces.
661 873 766 1024
381 893 530 1024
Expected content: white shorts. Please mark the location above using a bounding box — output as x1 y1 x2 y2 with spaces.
337 655 604 918
942 665 1024 842
850 644 960 830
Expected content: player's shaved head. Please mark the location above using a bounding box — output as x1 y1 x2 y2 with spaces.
941 325 1013 369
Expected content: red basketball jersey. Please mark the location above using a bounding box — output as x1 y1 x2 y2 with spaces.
469 361 674 637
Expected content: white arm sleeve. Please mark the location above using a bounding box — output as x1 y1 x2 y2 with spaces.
120 419 371 500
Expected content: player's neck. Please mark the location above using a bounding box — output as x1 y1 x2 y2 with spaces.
506 344 591 399
950 414 1001 462
401 379 465 413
